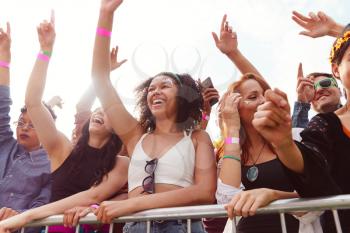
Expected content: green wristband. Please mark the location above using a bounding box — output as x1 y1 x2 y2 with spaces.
223 155 241 162
42 50 52 57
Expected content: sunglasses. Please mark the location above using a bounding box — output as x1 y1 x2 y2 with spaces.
314 78 338 90
142 158 158 194
13 120 35 130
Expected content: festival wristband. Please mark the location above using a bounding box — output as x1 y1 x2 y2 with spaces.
90 204 99 209
224 137 239 144
0 60 10 68
96 27 112 37
223 155 241 162
202 112 210 121
37 52 51 62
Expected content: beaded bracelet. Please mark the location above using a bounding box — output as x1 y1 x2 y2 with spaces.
223 155 241 162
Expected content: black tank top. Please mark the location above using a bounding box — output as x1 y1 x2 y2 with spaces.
237 159 299 233
50 145 106 202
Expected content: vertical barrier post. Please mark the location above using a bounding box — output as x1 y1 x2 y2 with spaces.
187 219 191 233
332 209 343 233
279 213 287 233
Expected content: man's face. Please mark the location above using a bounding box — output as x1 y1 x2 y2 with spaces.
16 112 40 152
311 76 341 113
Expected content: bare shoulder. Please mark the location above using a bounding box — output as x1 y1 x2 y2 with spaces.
116 155 130 167
191 129 213 148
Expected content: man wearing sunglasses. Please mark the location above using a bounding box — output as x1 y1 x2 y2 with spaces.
0 25 54 225
292 72 342 129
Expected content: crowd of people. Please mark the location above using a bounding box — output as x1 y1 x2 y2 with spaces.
0 1 349 233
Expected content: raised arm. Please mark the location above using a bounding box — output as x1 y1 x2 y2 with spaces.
0 23 11 87
217 92 241 188
292 11 344 38
252 89 305 173
291 63 314 128
73 46 126 144
0 23 14 144
24 12 72 170
212 14 264 78
0 156 129 231
92 0 142 154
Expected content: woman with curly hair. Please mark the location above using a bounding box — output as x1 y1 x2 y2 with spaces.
86 0 217 232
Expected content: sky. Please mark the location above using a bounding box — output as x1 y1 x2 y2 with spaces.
0 0 349 139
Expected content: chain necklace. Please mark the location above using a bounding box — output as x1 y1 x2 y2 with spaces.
246 142 266 182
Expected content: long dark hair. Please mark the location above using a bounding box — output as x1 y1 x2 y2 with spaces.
71 119 123 186
135 72 203 132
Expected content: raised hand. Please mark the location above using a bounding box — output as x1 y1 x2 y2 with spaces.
0 23 11 58
202 87 220 115
252 89 292 148
100 0 123 13
292 11 338 38
46 95 63 109
110 46 127 71
37 10 56 51
218 92 241 135
296 63 314 103
225 188 277 219
212 14 238 55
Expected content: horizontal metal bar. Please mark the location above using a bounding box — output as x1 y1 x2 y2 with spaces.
26 194 350 227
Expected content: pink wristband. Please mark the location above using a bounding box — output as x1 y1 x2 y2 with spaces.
0 61 10 68
96 27 112 37
202 113 210 121
37 53 50 62
224 137 239 144
90 204 99 209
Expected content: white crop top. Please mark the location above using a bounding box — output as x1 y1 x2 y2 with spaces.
128 131 196 192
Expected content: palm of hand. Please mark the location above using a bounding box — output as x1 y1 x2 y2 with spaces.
217 32 237 54
0 34 10 53
38 25 55 49
305 20 334 37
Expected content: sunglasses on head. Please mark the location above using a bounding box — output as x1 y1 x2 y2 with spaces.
142 158 158 194
314 78 338 90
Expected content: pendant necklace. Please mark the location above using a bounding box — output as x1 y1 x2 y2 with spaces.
246 142 266 182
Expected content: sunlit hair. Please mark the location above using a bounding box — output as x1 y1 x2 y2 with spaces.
71 119 123 186
135 72 203 132
306 72 335 80
215 73 274 165
330 25 350 67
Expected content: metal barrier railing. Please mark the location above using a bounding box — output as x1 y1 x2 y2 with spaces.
22 194 350 233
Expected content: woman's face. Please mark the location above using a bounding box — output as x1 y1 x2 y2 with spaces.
333 45 350 91
89 108 113 137
237 79 265 125
146 75 179 121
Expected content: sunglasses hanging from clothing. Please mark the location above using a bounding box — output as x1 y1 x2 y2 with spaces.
142 158 158 194
246 142 266 182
